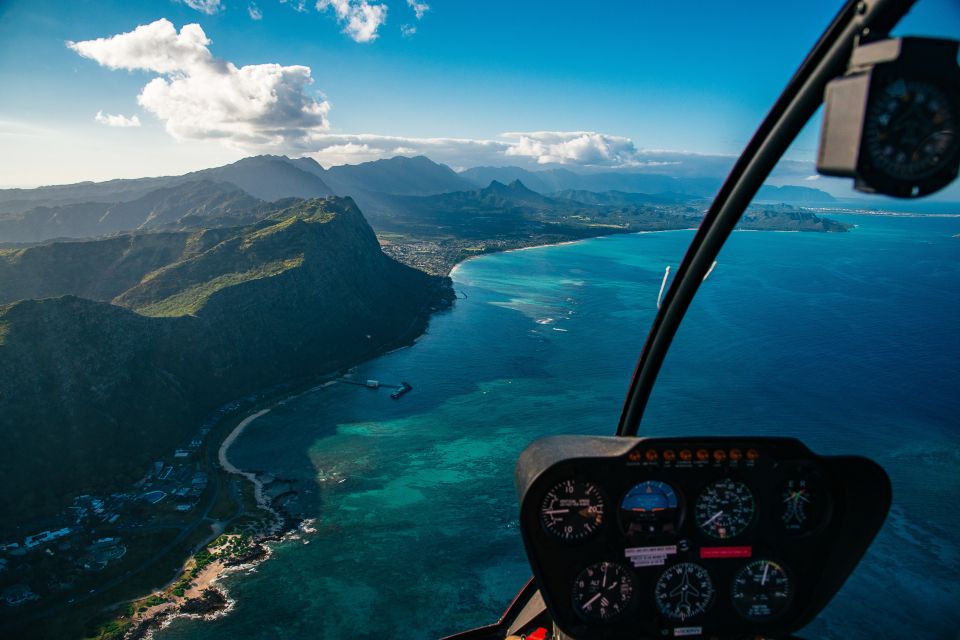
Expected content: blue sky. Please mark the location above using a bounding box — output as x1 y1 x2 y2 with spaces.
0 0 957 188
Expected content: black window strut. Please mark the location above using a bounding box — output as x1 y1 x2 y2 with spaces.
616 0 918 437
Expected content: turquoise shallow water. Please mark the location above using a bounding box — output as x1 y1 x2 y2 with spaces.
158 215 960 640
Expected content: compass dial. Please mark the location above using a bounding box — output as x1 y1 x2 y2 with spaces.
540 479 605 542
695 479 755 539
864 78 958 182
654 562 714 622
571 561 636 622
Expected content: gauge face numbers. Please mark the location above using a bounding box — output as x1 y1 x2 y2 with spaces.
695 479 755 539
571 561 636 622
654 562 714 622
620 480 680 536
864 78 958 182
781 478 823 533
540 479 604 542
731 560 792 621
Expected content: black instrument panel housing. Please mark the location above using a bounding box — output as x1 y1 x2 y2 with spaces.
515 435 891 640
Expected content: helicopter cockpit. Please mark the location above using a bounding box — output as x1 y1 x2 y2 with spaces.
446 0 958 638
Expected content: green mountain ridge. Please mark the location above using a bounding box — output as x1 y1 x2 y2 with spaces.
0 197 451 528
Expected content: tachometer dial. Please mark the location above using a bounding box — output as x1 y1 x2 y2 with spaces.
695 479 755 539
654 562 714 622
571 561 636 622
731 560 792 620
620 480 680 537
540 479 605 542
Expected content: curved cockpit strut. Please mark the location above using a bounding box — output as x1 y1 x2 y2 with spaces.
446 0 958 638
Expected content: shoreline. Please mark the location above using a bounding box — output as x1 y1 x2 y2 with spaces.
446 228 700 278
130 227 709 636
116 219 858 637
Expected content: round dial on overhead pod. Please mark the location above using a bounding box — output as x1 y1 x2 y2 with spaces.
863 78 957 185
571 561 636 623
694 479 755 540
731 560 793 621
653 562 715 622
539 479 605 542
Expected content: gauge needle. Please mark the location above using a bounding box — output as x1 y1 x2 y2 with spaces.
542 509 569 514
584 590 604 608
602 564 608 588
762 562 769 586
702 510 724 527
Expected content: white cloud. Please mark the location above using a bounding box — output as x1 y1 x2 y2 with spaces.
407 0 428 20
316 0 388 43
248 3 263 20
503 131 644 166
68 19 330 152
307 133 510 166
400 24 416 37
281 0 309 12
175 0 223 15
95 111 142 128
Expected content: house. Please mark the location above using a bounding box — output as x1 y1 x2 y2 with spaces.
24 528 72 549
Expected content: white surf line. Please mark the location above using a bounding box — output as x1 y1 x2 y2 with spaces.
218 409 281 526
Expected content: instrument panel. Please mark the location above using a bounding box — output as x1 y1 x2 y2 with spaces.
515 436 890 639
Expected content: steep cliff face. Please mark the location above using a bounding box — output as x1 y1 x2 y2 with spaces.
0 198 450 526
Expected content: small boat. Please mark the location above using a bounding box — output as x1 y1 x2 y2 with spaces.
391 382 412 399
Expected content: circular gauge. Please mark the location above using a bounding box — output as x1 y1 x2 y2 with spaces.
540 479 605 542
731 560 792 621
863 78 958 182
695 479 755 540
620 480 681 537
654 562 714 622
571 561 636 622
781 478 824 534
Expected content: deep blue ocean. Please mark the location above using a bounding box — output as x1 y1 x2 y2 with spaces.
158 214 960 640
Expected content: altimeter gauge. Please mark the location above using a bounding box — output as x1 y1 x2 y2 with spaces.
571 561 636 622
654 562 714 622
540 479 605 542
731 560 792 621
695 479 755 540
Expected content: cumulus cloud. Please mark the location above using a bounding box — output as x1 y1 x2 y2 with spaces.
176 0 223 15
248 3 263 19
503 131 644 166
95 111 142 127
316 0 388 43
68 19 330 152
407 0 428 19
400 24 416 37
307 133 510 166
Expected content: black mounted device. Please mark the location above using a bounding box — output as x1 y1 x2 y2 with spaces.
817 36 960 197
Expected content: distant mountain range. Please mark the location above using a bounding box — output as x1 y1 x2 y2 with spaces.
0 154 843 246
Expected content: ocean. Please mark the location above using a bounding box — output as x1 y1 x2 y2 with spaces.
156 214 960 640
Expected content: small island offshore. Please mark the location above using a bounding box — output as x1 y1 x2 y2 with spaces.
0 155 852 639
